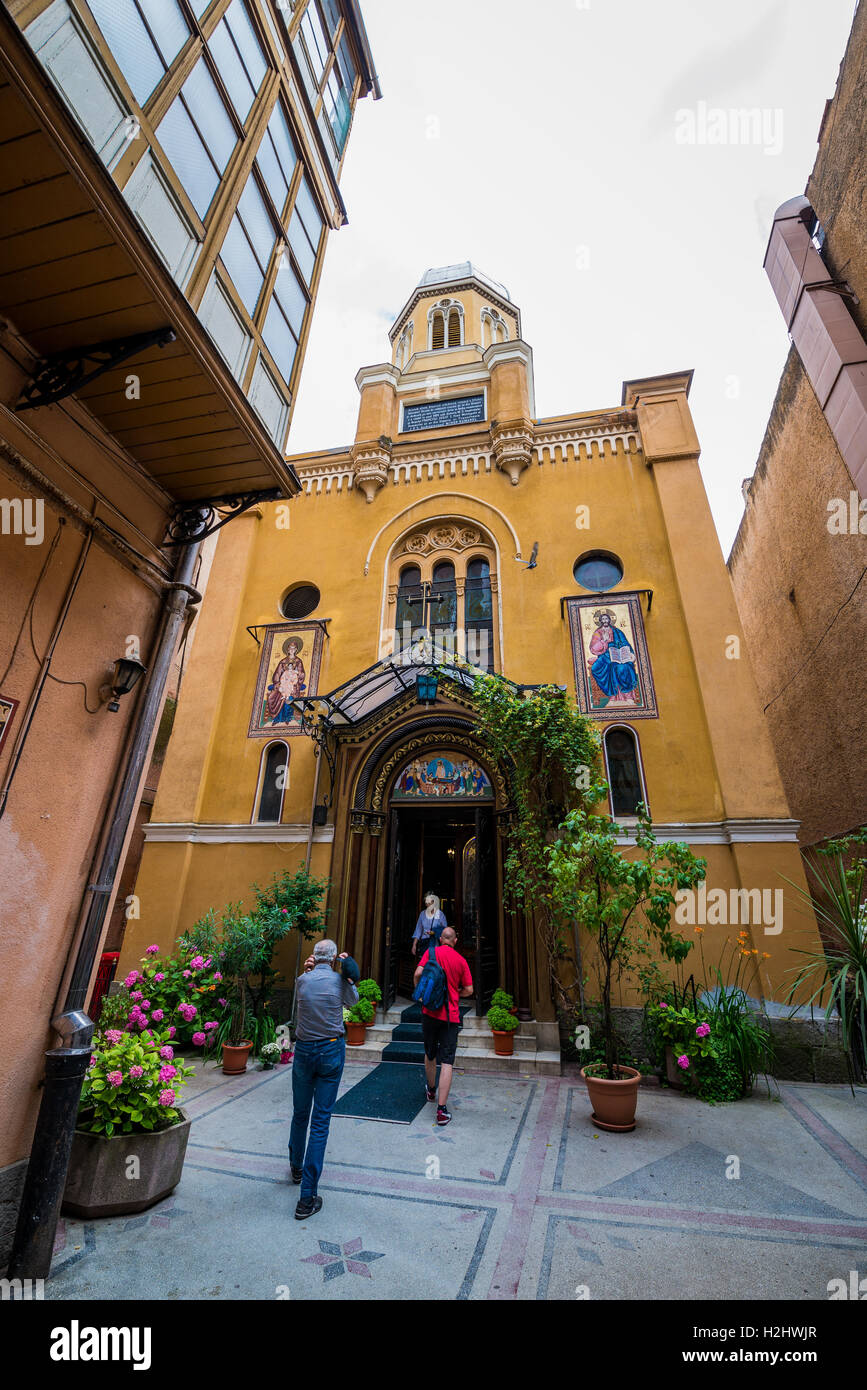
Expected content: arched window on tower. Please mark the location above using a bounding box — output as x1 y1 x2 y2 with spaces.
430 560 457 656
465 556 494 672
431 311 445 350
254 741 290 823
603 727 646 817
447 308 462 346
395 563 423 653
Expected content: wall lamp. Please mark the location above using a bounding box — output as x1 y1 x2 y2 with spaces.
101 657 146 712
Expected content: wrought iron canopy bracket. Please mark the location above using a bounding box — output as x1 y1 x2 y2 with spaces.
165 489 283 545
15 328 177 410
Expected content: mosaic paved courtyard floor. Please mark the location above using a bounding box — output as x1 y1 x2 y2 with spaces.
45 1058 867 1301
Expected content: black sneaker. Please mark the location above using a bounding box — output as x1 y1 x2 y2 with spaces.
436 1105 452 1127
425 1082 436 1103
294 1195 323 1220
290 1165 303 1184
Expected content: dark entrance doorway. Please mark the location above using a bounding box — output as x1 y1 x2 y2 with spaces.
382 804 498 1014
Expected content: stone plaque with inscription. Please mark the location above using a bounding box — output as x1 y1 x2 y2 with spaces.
402 393 485 433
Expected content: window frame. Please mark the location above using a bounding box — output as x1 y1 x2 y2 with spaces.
253 739 290 823
602 723 649 819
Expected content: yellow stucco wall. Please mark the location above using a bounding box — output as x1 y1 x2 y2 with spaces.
122 270 823 1009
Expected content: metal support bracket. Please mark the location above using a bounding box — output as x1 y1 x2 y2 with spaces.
164 489 283 546
15 328 177 410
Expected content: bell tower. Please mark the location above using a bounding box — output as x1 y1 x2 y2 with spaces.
350 262 536 499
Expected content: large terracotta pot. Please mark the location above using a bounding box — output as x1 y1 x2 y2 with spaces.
221 1040 253 1074
493 1030 514 1057
346 1021 366 1046
62 1113 191 1218
580 1065 641 1132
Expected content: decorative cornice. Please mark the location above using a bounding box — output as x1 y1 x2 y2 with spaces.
143 823 335 843
389 278 520 343
612 818 801 846
492 418 534 486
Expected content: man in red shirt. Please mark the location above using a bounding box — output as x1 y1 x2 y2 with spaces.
413 925 473 1126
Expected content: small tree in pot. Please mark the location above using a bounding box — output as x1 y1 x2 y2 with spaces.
549 807 705 1130
486 1004 520 1056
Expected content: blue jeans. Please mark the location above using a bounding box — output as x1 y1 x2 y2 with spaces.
289 1037 345 1202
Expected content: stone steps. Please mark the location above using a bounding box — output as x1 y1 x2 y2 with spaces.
358 1003 561 1076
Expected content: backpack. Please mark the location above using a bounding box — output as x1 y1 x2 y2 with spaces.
413 943 450 1014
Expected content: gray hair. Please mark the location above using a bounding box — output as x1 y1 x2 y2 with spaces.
313 939 338 962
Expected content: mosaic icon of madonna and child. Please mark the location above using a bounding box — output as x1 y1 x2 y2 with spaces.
248 625 324 738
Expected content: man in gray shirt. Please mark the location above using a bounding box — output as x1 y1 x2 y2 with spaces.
289 939 359 1219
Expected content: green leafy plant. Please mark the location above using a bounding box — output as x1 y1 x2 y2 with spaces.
783 830 867 1082
357 979 382 1006
549 807 705 1078
80 1028 194 1136
490 989 515 1012
486 1005 519 1033
467 671 605 1024
347 998 374 1025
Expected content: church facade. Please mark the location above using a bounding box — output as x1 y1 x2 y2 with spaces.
120 263 821 1027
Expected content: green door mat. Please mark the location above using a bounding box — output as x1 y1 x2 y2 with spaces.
332 1062 432 1123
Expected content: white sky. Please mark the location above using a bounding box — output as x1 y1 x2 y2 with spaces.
288 0 859 557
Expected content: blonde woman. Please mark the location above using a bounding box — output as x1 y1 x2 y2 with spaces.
411 892 447 957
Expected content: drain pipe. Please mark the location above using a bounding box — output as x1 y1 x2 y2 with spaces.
7 540 201 1279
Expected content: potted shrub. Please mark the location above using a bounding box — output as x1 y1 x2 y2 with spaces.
356 978 382 1025
345 998 373 1045
490 988 517 1016
221 984 253 1074
260 1040 281 1070
63 1028 194 1218
486 1004 520 1055
549 807 706 1132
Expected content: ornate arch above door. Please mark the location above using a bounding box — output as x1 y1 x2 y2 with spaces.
351 716 510 814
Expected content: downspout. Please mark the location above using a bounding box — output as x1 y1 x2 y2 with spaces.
290 745 324 1029
7 540 201 1279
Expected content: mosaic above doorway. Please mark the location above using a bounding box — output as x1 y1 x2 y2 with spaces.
248 622 325 738
391 752 493 800
565 593 658 719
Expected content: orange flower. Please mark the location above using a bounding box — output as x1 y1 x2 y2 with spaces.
694 926 704 935
762 952 771 960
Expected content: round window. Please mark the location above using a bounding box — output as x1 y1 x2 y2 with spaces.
280 584 320 620
573 552 623 592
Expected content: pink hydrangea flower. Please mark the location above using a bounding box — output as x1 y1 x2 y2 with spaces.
192 1032 206 1046
695 1022 710 1038
159 1064 177 1082
168 1027 177 1038
130 990 143 1002
182 970 192 979
204 1020 218 1030
151 1009 164 1022
203 957 212 968
178 1003 197 1021
154 972 165 982
106 1070 123 1087
159 1046 174 1061
104 1029 123 1044
213 972 222 982
218 998 228 1007
676 1054 690 1070
89 1055 96 1067
140 1000 151 1010
129 1065 144 1079
190 955 205 970
158 1089 176 1107
659 1002 668 1010
123 971 139 988
146 944 159 955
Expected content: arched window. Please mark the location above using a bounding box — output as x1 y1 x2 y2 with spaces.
447 308 461 346
430 560 457 654
254 741 289 823
395 564 423 652
603 727 645 817
465 556 493 672
431 312 445 350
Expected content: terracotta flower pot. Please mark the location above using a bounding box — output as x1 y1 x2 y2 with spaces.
492 1029 514 1056
345 1021 367 1046
221 1040 253 1074
62 1112 191 1218
580 1065 641 1132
